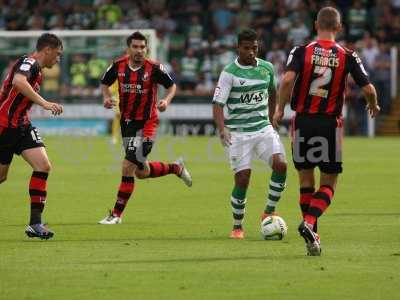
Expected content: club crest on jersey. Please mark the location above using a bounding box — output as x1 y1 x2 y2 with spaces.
142 72 149 81
33 83 40 92
239 80 246 85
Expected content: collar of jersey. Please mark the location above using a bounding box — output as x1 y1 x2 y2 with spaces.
234 57 258 69
129 64 142 72
317 39 335 46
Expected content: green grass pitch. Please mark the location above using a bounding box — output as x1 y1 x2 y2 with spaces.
0 135 399 299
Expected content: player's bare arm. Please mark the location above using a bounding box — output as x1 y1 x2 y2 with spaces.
212 103 231 147
12 73 63 115
158 83 176 112
101 83 116 109
273 71 296 128
362 84 380 118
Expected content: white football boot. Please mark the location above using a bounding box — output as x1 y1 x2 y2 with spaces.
98 210 122 225
175 157 192 187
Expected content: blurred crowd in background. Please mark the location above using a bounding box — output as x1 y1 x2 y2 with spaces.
0 0 398 133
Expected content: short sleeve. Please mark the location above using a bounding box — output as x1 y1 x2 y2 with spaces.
212 71 233 106
285 46 303 73
15 57 39 80
348 51 370 87
153 63 174 88
101 62 118 86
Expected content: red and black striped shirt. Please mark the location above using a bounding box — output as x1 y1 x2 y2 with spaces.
0 56 42 128
286 40 370 116
101 56 174 122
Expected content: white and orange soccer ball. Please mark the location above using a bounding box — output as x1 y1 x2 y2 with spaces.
260 215 288 240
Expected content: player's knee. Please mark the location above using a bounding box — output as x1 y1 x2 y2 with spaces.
135 170 149 179
235 173 250 188
36 161 51 173
44 161 51 172
272 161 287 174
122 166 135 177
122 160 136 177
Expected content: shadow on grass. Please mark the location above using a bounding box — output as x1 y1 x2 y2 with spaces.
0 236 290 243
70 255 306 265
5 223 103 227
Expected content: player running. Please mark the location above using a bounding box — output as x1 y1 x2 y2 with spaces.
0 33 64 239
99 31 192 225
274 7 380 255
213 29 287 239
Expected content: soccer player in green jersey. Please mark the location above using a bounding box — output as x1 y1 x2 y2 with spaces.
212 29 287 239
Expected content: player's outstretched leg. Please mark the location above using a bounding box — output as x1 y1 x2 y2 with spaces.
174 157 192 187
147 158 192 187
99 176 135 224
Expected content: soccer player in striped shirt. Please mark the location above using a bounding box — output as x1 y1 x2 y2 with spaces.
99 31 192 225
274 7 380 255
0 33 64 239
213 29 287 239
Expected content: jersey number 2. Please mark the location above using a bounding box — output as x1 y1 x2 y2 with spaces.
309 66 332 98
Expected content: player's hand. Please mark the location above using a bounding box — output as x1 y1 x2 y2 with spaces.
157 99 168 112
366 103 380 118
273 109 284 129
219 128 231 147
103 97 116 109
43 101 63 116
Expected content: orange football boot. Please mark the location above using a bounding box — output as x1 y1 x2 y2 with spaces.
229 228 244 239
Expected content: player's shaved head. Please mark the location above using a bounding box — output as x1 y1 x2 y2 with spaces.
317 6 341 31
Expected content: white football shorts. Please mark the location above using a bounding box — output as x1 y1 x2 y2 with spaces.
226 125 286 173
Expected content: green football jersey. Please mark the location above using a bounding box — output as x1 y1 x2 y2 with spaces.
213 58 276 133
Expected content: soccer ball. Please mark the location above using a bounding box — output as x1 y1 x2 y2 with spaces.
260 216 288 240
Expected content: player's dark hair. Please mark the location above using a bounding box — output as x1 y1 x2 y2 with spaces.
317 6 341 31
36 33 63 51
237 29 258 45
126 31 147 46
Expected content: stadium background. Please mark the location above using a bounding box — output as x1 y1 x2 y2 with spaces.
0 0 399 136
0 1 400 300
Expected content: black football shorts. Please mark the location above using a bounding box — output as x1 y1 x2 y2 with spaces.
0 124 45 165
120 120 154 170
291 114 343 174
